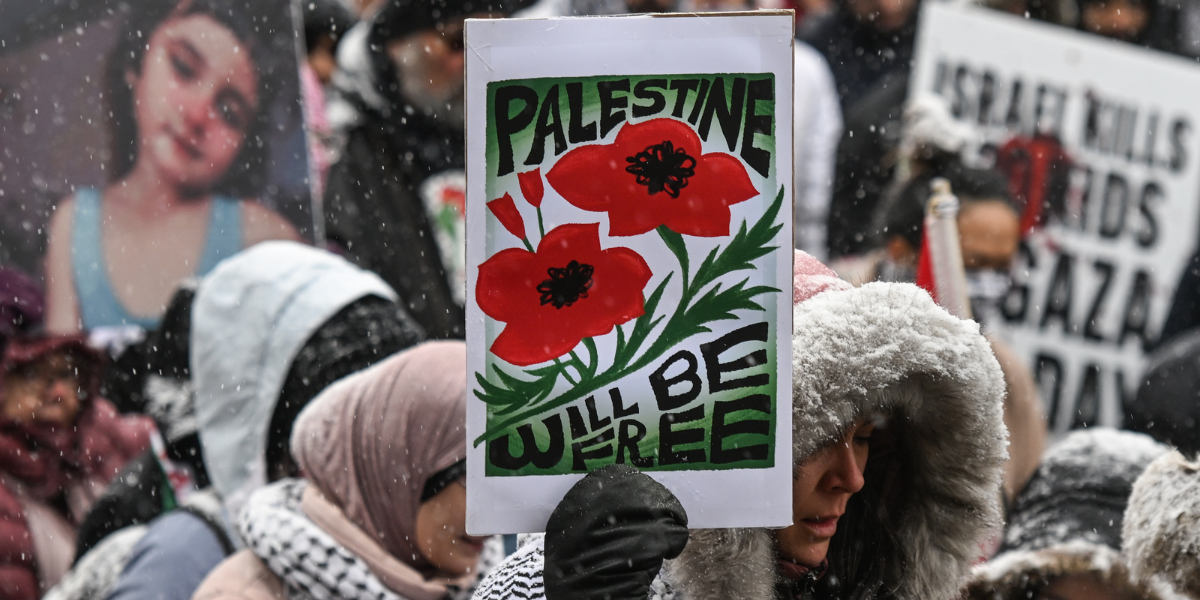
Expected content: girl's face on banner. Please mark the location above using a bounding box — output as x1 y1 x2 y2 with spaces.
132 14 259 191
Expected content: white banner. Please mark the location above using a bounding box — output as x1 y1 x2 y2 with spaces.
912 3 1200 431
464 13 795 534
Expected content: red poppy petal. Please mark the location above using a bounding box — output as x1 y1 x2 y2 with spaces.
487 193 527 240
536 222 602 257
517 168 545 208
615 118 702 158
651 152 758 237
546 145 633 213
476 248 544 322
490 322 585 367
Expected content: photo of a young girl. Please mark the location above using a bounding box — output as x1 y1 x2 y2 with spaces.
10 0 311 333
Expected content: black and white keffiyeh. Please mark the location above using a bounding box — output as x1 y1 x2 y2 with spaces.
240 479 503 600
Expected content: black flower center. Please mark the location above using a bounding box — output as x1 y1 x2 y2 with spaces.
537 260 595 309
625 140 697 199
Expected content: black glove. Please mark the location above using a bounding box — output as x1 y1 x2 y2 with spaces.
544 464 689 600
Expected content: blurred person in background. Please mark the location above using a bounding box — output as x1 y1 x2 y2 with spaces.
0 335 153 599
965 428 1169 600
49 242 423 600
1125 328 1200 456
43 0 304 335
192 341 503 600
300 0 359 198
798 0 917 112
324 0 529 340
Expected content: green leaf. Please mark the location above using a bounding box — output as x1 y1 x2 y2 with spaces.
615 273 672 367
690 187 785 294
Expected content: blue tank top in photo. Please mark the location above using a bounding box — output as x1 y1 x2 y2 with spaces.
71 188 243 331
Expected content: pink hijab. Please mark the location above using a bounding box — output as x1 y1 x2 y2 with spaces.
291 341 466 569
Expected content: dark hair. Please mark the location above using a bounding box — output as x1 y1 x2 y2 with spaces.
303 0 357 53
878 162 1016 252
265 295 425 480
103 0 295 198
823 413 907 600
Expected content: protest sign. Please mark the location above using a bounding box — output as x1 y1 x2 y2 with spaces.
464 13 795 534
912 4 1200 431
0 0 314 334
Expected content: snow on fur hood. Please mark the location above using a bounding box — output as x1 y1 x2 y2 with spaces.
190 242 396 515
666 254 1008 600
1124 451 1200 598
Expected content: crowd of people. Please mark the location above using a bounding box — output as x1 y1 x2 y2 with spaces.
3 0 1200 598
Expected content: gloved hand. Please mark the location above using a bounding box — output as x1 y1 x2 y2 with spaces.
544 464 689 600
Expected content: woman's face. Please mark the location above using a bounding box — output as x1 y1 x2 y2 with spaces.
1 351 84 426
415 478 490 576
776 420 875 567
130 13 259 191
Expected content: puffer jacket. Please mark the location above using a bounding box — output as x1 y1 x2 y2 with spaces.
474 253 1008 600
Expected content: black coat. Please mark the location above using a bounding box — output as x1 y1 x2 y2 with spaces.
323 94 466 340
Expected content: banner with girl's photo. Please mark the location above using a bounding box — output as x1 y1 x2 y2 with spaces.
911 3 1200 431
0 0 314 336
463 12 795 534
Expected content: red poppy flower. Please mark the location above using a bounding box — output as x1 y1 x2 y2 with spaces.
488 193 527 240
517 168 545 208
477 223 652 366
546 118 758 237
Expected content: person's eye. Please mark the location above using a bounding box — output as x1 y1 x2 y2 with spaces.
170 52 197 81
217 98 249 131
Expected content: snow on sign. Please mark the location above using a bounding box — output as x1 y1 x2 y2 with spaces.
463 13 795 534
912 4 1200 431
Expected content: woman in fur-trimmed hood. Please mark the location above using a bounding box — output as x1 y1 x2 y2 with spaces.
473 250 1009 600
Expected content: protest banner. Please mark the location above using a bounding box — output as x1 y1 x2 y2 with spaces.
464 13 795 534
0 0 314 335
912 3 1200 431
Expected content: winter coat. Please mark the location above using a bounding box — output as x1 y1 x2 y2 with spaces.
1123 451 1200 597
323 21 466 340
964 428 1169 599
0 336 152 599
475 254 1008 600
55 243 422 600
191 481 503 600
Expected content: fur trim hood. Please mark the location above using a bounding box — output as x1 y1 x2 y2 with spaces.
1124 451 1200 597
668 253 1008 600
966 429 1170 600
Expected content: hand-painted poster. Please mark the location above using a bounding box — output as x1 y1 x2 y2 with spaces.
464 13 795 534
912 4 1200 431
0 0 313 337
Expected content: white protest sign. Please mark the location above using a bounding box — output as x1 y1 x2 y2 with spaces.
464 13 795 534
912 3 1200 431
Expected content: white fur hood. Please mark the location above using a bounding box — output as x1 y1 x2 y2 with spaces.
1124 451 1200 598
667 282 1008 600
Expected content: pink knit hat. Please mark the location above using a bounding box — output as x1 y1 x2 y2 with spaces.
792 249 852 305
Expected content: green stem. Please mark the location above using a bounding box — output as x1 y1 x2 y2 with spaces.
536 207 546 239
521 237 535 252
554 358 577 385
